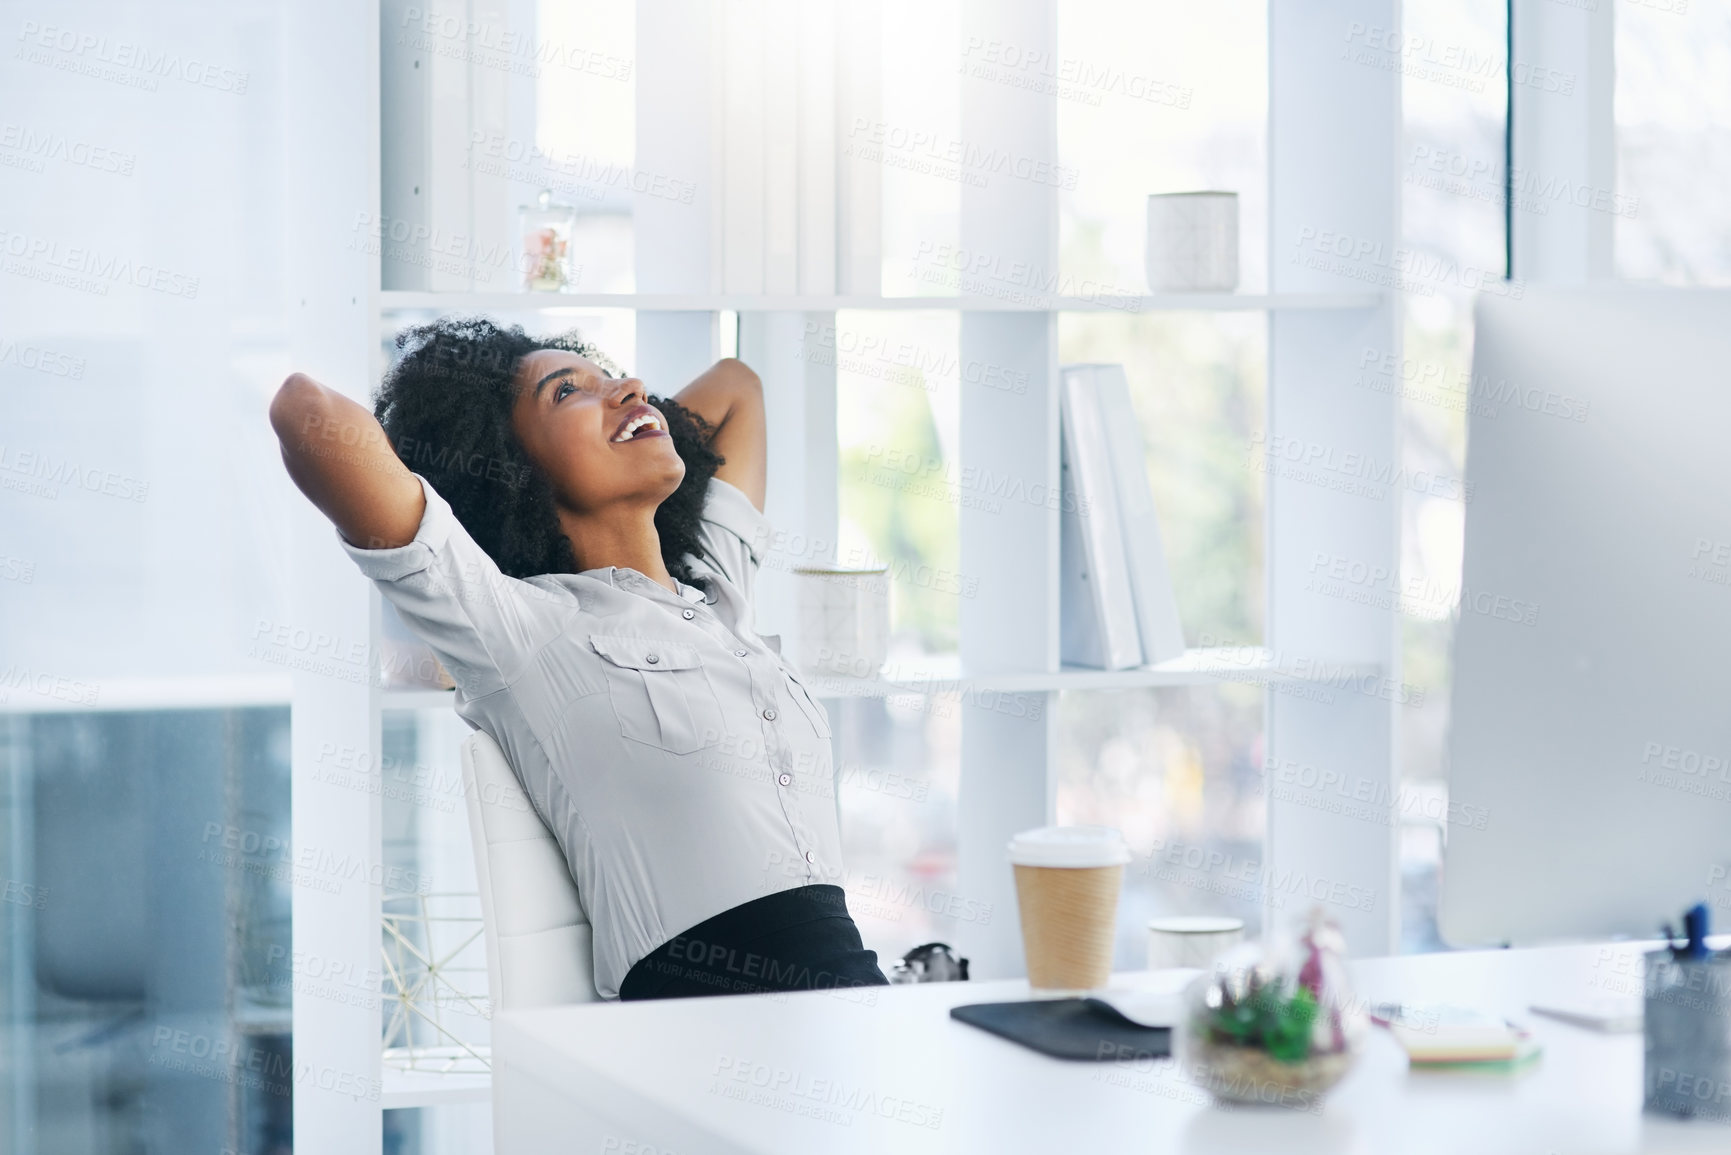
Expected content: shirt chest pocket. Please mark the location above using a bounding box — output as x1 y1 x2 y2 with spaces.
779 667 833 740
589 634 724 755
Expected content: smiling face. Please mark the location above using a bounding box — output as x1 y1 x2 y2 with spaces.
509 348 685 515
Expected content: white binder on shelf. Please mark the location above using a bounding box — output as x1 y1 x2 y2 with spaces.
1060 364 1188 670
1059 369 1145 671
1092 365 1187 665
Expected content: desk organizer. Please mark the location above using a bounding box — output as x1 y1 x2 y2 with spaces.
1645 948 1731 1121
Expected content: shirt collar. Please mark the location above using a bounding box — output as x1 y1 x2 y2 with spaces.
577 564 622 587
581 565 712 606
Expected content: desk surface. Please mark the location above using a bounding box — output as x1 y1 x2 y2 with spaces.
494 941 1727 1154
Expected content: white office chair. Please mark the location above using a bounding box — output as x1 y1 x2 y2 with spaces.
460 730 601 1008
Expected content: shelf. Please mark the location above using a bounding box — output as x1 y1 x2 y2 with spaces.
379 290 1382 315
804 647 1382 699
381 1065 491 1110
377 648 1380 709
0 673 292 715
381 687 460 712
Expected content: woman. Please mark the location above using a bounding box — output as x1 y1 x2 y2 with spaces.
269 317 887 1000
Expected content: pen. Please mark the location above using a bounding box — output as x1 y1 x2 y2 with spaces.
1666 903 1710 961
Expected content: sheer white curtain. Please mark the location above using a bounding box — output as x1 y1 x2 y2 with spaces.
2 0 295 694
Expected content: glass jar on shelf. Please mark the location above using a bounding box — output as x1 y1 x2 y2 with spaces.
519 189 576 292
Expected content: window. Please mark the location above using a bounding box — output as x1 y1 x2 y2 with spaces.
1397 0 1508 951
2 710 292 1154
1050 0 1269 959
1616 1 1731 283
1058 0 1268 294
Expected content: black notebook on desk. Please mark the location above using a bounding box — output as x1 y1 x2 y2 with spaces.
950 998 1172 1061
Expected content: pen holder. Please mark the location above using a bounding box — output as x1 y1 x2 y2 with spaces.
1644 948 1731 1121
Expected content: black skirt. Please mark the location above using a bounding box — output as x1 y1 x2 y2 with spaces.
619 884 890 1001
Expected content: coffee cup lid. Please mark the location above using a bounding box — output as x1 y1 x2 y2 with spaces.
1006 825 1131 868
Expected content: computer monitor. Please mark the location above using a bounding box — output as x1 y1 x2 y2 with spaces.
1440 287 1731 947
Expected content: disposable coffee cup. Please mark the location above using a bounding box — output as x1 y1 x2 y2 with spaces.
1007 826 1130 995
1147 915 1244 971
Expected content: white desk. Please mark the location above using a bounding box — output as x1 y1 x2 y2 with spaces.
494 942 1726 1154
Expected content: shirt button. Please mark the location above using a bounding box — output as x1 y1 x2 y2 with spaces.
762 707 777 721
682 608 695 620
804 850 816 864
645 654 659 664
778 772 792 786
735 649 748 658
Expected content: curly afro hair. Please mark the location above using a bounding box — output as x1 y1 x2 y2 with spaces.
373 317 723 588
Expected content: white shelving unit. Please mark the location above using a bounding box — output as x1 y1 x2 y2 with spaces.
286 1 1404 1149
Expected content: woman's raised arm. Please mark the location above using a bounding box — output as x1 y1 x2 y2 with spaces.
673 358 766 511
269 373 426 549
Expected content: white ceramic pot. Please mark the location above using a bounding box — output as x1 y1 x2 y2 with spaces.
1145 191 1239 292
792 567 890 678
1147 915 1245 970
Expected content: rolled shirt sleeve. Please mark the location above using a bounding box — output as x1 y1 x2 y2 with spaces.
337 473 569 697
693 476 773 601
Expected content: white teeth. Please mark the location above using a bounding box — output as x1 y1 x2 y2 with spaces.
613 414 662 442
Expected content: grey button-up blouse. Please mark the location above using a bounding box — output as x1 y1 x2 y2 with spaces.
340 473 839 999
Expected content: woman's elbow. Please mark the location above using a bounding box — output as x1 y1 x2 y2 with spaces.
269 372 327 443
715 358 763 397
712 360 763 422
